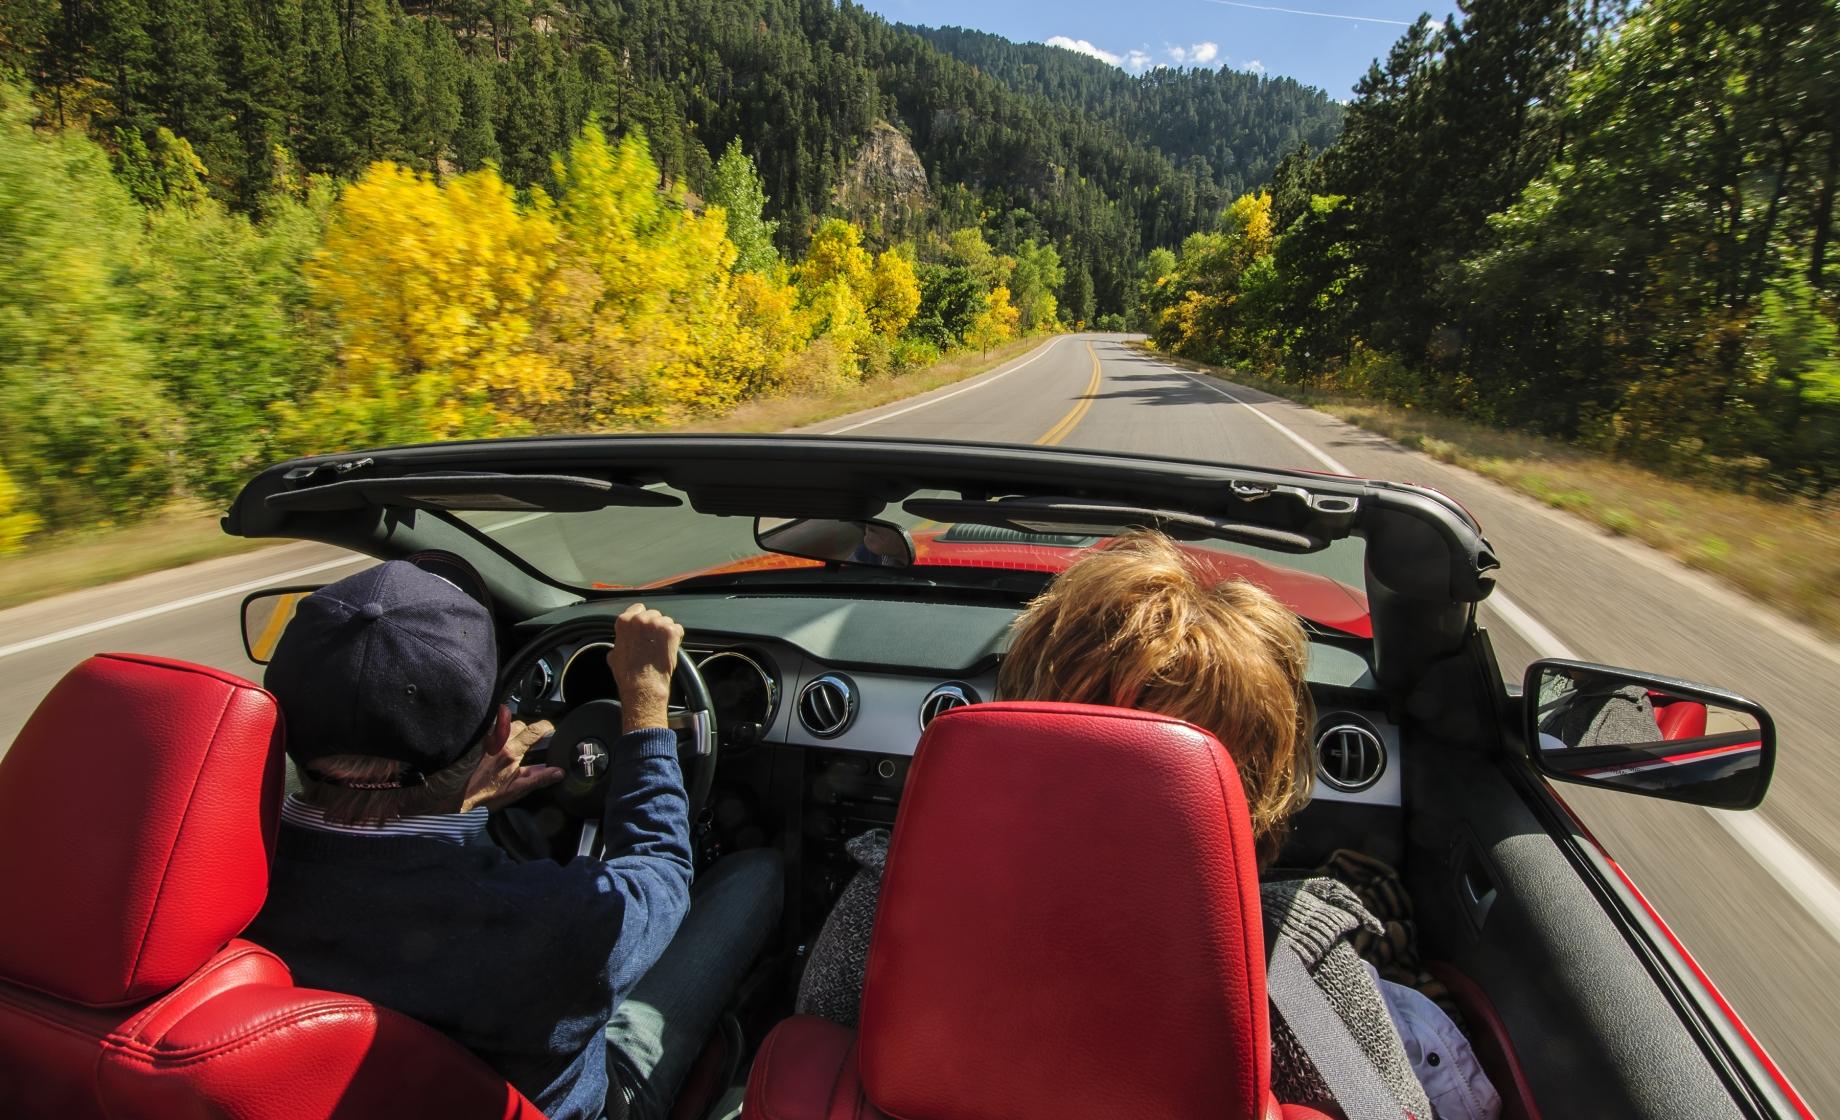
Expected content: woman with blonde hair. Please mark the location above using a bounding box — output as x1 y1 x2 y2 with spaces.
994 528 1317 866
796 530 1494 1119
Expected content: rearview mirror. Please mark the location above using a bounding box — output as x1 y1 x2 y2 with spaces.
1525 658 1774 810
753 517 915 568
240 587 319 664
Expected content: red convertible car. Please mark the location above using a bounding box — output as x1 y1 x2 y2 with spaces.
0 433 1806 1118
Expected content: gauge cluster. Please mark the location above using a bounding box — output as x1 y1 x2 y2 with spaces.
561 642 616 705
507 639 780 751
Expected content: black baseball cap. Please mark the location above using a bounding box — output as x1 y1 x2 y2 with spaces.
265 561 498 784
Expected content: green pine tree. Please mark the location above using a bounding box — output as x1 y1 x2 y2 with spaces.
452 64 501 171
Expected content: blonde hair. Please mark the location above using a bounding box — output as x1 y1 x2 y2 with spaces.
997 530 1316 864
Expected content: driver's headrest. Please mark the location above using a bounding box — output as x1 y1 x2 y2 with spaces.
0 654 284 1006
858 701 1270 1120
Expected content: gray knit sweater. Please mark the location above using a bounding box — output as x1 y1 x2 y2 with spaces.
796 830 1432 1118
1261 875 1433 1116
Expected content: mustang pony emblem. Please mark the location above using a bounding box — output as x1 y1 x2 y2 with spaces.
575 739 608 780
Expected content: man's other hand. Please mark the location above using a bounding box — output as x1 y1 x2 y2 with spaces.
461 706 563 812
611 602 683 734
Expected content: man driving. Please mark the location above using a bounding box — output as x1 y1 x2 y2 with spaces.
247 561 782 1120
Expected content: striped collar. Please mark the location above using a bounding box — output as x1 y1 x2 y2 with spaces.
280 793 489 845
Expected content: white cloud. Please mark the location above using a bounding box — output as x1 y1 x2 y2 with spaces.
1164 41 1223 68
1045 35 1122 67
1044 35 1184 74
1242 59 1266 74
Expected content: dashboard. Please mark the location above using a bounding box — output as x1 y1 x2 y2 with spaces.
507 592 1403 809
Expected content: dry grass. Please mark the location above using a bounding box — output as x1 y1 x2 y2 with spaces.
0 502 275 611
680 334 1051 434
0 335 1059 609
1144 345 1840 639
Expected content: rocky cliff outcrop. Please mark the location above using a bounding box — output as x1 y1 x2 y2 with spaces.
833 121 930 236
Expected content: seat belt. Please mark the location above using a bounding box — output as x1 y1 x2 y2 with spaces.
1268 942 1412 1120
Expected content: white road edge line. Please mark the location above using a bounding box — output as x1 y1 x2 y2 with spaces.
1175 361 1840 945
1479 591 1580 663
822 336 1066 434
0 555 367 661
1176 371 1353 474
0 512 553 663
1716 813 1840 941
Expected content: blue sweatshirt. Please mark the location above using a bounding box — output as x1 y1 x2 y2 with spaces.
247 728 692 1120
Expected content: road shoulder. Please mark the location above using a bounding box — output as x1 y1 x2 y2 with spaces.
1145 344 1840 654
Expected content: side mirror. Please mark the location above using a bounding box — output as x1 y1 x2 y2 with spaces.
1524 658 1774 810
753 517 916 568
241 587 320 664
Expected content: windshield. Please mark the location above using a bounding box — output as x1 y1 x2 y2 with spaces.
454 488 1369 633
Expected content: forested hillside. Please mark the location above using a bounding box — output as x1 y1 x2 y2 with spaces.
0 0 1343 313
1145 0 1840 495
0 0 1350 550
912 25 1343 201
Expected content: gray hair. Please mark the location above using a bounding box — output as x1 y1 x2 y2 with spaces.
297 741 484 825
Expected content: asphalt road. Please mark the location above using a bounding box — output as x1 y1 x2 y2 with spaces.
3 332 1837 1112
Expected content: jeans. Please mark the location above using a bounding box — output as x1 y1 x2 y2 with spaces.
606 848 784 1120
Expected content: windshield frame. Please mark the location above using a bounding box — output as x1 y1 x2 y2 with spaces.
441 497 1375 638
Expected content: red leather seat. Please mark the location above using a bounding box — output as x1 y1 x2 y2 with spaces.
1651 696 1708 741
747 701 1329 1120
0 653 542 1119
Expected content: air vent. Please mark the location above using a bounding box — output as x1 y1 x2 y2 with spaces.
919 682 979 730
1315 716 1386 793
798 674 857 738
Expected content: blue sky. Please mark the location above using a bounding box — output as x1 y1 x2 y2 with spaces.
856 0 1447 98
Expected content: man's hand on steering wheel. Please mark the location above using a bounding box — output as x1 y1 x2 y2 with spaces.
462 707 563 812
611 603 683 735
492 601 717 845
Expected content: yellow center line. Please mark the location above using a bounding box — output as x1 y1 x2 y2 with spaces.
1035 342 1104 446
249 594 299 661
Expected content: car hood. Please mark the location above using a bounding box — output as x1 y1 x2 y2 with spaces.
644 530 1372 638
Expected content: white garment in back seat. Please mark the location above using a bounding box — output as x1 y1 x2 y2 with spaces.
1369 962 1502 1120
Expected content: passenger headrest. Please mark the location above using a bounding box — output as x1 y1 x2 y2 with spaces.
0 654 284 1006
858 701 1270 1120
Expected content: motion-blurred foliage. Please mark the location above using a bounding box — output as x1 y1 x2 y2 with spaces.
0 78 1052 547
0 82 178 532
1146 0 1840 497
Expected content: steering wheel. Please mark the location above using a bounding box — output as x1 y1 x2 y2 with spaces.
495 620 718 858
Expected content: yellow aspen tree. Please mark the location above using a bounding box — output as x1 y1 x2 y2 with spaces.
551 122 752 424
0 465 39 553
796 218 873 293
794 218 889 372
800 277 874 371
866 248 921 338
967 284 1021 355
301 162 566 448
1223 190 1275 271
730 268 810 394
553 124 679 318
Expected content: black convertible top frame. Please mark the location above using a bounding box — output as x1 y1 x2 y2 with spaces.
223 433 1499 689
